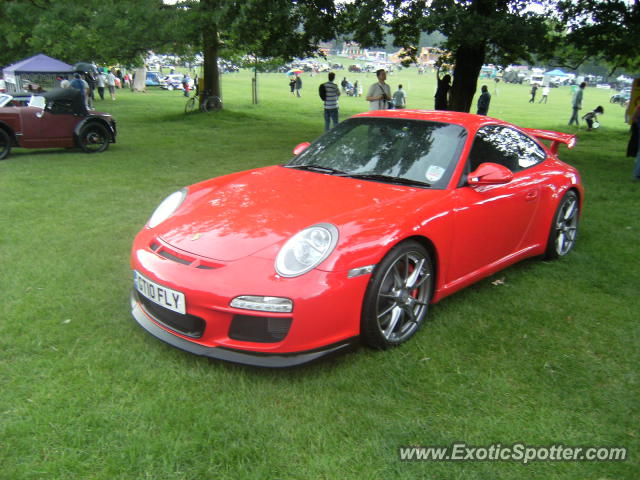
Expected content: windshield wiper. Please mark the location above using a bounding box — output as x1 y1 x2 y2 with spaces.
345 173 431 187
286 164 347 175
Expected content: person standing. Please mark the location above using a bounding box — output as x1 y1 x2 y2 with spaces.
630 104 640 181
320 72 340 132
392 84 407 109
476 85 491 115
366 69 391 111
529 83 538 103
295 75 302 97
569 82 586 126
69 73 88 113
106 70 117 100
289 77 296 96
538 85 550 103
434 70 451 110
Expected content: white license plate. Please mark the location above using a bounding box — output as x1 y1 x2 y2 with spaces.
134 271 186 315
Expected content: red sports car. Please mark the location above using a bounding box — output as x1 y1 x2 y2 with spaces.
130 110 582 367
0 88 116 160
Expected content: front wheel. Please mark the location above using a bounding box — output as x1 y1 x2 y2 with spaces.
185 97 196 114
0 129 11 160
361 241 434 349
544 190 580 259
78 123 110 153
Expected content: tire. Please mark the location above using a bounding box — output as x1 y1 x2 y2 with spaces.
202 96 222 112
78 123 110 153
0 129 11 160
185 97 196 114
544 190 580 259
361 240 434 349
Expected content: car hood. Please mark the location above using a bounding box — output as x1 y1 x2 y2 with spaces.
157 166 446 262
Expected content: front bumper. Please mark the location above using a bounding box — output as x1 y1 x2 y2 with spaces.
131 292 356 367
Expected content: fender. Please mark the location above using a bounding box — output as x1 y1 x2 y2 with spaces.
73 115 117 144
0 121 18 147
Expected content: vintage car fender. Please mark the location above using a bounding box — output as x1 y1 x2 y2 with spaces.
73 115 117 144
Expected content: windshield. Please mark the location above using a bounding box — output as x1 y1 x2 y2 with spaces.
287 117 467 189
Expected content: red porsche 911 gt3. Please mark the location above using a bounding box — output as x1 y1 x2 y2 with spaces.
130 110 582 367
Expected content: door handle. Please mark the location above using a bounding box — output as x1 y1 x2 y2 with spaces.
525 190 538 201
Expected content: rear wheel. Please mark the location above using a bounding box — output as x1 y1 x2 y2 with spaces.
201 95 222 112
78 123 110 153
361 241 433 349
544 190 580 259
0 129 11 160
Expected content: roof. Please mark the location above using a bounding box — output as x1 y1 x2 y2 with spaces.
3 54 73 74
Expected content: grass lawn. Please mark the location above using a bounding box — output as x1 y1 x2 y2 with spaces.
1 67 638 480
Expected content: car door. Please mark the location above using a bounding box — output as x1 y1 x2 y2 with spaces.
446 125 548 285
19 106 78 148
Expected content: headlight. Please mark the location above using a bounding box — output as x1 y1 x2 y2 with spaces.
275 223 339 277
147 188 187 229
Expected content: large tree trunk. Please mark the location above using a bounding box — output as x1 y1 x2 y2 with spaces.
449 43 486 112
203 25 221 101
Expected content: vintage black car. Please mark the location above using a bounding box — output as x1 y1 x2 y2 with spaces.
0 88 116 160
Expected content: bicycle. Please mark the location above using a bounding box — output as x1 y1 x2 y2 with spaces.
185 89 223 114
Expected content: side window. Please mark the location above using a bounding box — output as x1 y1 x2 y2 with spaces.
468 125 546 173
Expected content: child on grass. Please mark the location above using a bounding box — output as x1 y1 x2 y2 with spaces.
582 106 604 130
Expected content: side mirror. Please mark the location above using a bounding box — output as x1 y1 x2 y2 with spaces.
467 162 513 186
293 142 311 156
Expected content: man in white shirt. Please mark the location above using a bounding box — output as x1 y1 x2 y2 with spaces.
366 69 391 111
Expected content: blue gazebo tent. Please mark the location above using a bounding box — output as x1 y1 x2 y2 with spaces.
2 54 73 93
545 69 569 77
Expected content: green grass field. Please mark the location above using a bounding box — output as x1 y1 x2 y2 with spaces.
1 68 638 480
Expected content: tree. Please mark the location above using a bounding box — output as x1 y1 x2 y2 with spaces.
555 0 640 76
0 0 173 67
344 0 555 112
167 0 341 102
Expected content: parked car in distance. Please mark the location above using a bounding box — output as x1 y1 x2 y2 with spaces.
610 89 631 105
145 71 162 87
130 109 583 368
0 88 116 160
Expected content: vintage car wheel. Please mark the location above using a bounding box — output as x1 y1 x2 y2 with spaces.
361 241 433 349
78 123 110 153
544 190 580 259
0 129 11 160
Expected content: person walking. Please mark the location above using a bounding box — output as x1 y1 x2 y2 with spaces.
320 72 340 132
392 84 407 109
289 77 296 96
96 71 105 100
366 69 391 111
529 83 538 103
295 75 302 97
538 85 550 103
569 82 586 126
106 70 117 101
476 85 491 115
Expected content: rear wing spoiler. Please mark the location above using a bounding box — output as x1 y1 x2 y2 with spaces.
522 128 576 154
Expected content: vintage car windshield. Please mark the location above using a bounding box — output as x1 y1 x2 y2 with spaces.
287 117 467 189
